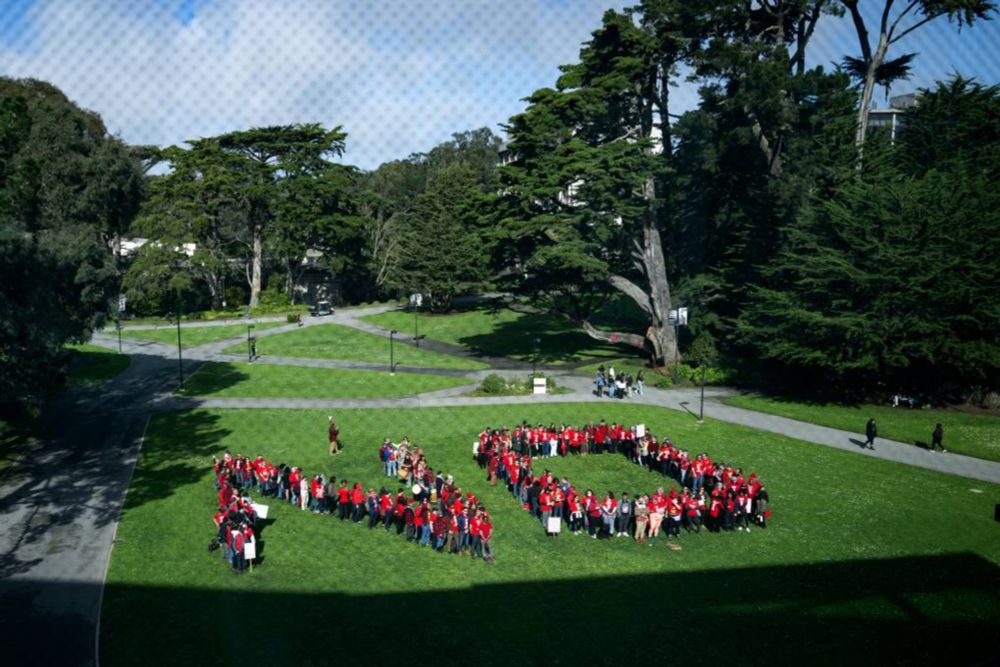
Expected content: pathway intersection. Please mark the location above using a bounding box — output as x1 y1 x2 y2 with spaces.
2 304 998 666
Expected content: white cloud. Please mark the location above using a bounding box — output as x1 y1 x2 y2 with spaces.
1 0 637 168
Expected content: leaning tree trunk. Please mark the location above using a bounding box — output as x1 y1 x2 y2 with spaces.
248 222 263 308
855 34 890 155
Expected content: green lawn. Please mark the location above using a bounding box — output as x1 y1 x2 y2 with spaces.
225 322 487 370
65 343 131 385
102 403 1000 667
178 361 470 399
119 322 286 349
725 394 1000 462
361 306 636 364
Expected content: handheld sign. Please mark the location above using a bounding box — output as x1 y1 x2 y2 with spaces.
244 538 257 561
251 503 269 519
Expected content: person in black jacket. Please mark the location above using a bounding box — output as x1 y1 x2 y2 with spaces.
931 423 946 452
865 418 877 450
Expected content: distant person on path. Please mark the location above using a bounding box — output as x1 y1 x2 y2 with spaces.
931 423 946 452
865 418 877 450
595 370 606 397
636 370 644 396
328 417 340 455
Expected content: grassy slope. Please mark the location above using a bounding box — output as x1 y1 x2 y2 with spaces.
178 361 470 399
361 306 635 364
726 394 1000 463
119 322 286 349
224 322 487 370
65 343 131 385
102 403 1000 667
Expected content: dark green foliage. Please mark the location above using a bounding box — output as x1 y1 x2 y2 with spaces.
390 164 488 311
0 78 142 405
741 151 1000 395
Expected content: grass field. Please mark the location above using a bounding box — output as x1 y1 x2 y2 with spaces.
224 323 487 370
178 361 470 399
65 343 131 385
725 394 1000 463
119 322 287 349
101 403 1000 667
361 306 635 364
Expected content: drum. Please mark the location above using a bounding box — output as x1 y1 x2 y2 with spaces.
411 483 424 496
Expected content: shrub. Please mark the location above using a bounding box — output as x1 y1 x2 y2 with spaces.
479 374 509 395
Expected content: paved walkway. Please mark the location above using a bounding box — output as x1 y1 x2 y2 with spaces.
4 312 1000 666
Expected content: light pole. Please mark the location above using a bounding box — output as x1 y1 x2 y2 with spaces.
175 311 184 388
532 337 541 378
389 329 398 375
116 317 123 353
699 358 711 423
247 323 255 362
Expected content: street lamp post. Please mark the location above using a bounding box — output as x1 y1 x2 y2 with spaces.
247 323 255 362
175 311 184 388
532 337 541 378
116 317 123 353
389 329 398 375
699 358 711 423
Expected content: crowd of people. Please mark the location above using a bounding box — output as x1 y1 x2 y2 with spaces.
475 421 771 547
594 365 645 399
209 419 771 570
209 439 496 568
211 453 260 573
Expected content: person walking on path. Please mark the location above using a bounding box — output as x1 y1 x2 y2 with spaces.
865 418 877 450
931 423 946 452
328 416 341 455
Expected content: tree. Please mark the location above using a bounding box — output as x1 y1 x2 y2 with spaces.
130 142 244 310
0 78 142 404
358 128 504 302
498 8 686 364
390 164 488 311
214 124 350 307
839 0 996 153
740 139 1000 396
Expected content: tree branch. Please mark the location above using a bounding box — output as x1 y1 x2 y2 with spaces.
608 273 653 315
580 320 646 350
844 0 873 62
890 13 940 44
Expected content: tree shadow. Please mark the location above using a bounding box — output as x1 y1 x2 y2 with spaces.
0 353 234 559
89 552 995 666
175 362 250 397
457 312 638 365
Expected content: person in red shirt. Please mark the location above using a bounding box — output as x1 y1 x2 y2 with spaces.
479 514 495 564
350 482 364 523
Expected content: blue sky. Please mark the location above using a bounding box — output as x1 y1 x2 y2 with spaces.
1 0 997 170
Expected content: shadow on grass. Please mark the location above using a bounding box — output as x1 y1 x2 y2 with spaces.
123 409 231 510
75 552 1000 666
175 363 250 397
457 312 638 365
0 353 239 579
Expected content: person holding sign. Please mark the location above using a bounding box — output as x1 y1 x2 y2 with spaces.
328 417 341 455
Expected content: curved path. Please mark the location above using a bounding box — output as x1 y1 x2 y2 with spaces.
3 309 999 666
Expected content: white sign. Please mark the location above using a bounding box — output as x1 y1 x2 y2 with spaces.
251 503 269 519
636 423 646 438
243 538 257 561
668 307 689 326
117 294 127 313
533 377 547 395
547 516 562 533
410 292 423 307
